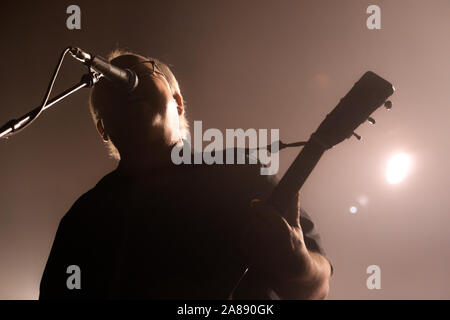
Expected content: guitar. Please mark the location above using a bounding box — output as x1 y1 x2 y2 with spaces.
269 71 394 215
232 71 395 299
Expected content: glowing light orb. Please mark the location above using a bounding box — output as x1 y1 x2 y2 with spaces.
349 206 358 214
386 153 411 184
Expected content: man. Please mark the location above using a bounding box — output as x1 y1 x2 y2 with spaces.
39 50 332 299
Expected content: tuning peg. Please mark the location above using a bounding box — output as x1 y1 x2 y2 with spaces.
352 132 362 140
384 100 392 110
368 117 376 124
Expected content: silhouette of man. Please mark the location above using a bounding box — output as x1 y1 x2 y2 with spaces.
39 50 332 299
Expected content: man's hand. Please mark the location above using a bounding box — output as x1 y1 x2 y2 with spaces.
245 192 331 299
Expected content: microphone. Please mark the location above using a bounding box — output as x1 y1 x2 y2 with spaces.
69 47 139 92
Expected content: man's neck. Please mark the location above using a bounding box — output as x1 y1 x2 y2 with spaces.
117 143 176 175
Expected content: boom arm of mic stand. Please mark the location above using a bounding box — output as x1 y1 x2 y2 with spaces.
0 72 102 139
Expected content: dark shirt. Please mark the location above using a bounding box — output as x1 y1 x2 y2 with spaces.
39 158 327 299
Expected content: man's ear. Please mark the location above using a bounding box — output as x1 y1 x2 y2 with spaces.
96 119 109 142
173 92 184 116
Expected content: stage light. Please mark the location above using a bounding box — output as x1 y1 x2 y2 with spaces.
386 153 411 184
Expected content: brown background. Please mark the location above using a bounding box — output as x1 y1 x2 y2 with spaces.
0 0 449 299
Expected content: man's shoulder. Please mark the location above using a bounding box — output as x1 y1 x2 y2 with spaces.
62 170 118 221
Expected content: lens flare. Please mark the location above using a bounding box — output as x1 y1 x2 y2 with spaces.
386 153 411 184
349 206 358 214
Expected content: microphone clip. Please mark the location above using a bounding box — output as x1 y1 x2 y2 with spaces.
69 47 92 64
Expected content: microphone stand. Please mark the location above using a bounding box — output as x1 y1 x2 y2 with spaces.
0 71 102 139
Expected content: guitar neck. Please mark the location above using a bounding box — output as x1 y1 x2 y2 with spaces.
267 136 326 220
267 71 394 219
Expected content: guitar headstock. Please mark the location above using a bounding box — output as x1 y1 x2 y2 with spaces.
313 71 395 148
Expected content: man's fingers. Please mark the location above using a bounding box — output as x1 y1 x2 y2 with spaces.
246 198 307 278
248 198 294 244
249 198 296 229
250 192 301 228
284 191 301 227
